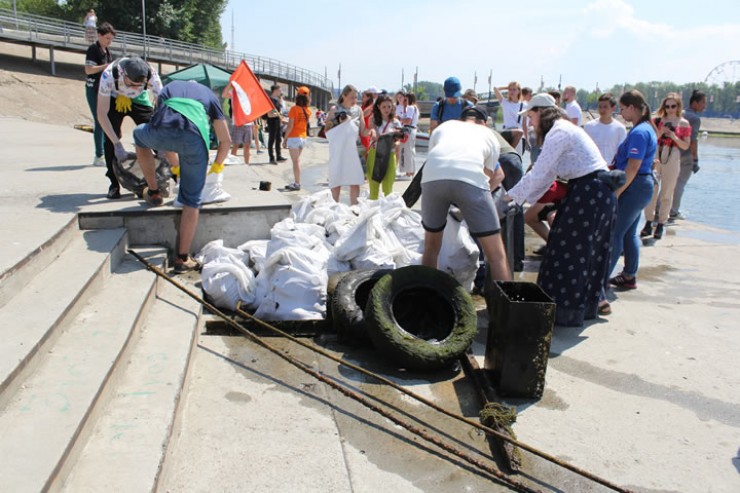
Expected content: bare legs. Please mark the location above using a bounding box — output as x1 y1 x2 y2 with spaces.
331 185 360 205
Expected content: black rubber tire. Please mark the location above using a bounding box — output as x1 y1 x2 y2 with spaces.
331 269 392 343
326 271 351 328
364 265 477 371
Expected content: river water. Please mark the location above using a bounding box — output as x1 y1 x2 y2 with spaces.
414 135 740 234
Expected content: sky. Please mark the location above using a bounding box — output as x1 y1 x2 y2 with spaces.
220 0 740 94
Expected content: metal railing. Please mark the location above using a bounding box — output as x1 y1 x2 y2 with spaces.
0 8 333 93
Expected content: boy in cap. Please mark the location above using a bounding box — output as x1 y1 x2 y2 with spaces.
429 76 473 133
421 105 511 281
97 56 162 198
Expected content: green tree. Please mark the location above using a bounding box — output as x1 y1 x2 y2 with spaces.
57 0 226 49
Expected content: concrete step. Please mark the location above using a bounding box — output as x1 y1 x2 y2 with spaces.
0 248 166 493
0 228 128 402
56 275 201 493
0 216 78 310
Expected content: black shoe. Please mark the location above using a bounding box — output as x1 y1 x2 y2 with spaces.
533 245 547 256
653 223 664 240
640 222 653 238
276 156 288 162
106 184 121 199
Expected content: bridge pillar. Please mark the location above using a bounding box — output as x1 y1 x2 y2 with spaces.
49 47 55 76
31 45 36 62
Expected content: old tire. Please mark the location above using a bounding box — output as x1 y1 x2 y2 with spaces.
326 271 352 327
332 269 392 343
364 265 477 371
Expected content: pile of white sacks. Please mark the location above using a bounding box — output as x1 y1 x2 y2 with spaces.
197 190 480 321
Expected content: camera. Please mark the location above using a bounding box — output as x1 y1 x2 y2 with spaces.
332 108 349 126
392 126 410 141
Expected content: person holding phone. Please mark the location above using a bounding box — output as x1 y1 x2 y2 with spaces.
640 93 691 240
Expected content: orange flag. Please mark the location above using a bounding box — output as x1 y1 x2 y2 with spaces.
228 60 275 126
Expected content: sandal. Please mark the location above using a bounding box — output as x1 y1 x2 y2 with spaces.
598 302 612 316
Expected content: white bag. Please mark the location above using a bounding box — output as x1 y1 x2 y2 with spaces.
253 247 328 321
438 218 480 292
201 254 257 311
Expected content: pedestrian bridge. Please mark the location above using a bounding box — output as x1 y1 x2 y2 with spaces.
0 8 334 108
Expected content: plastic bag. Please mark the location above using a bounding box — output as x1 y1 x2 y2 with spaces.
253 247 328 321
438 217 480 292
201 254 257 311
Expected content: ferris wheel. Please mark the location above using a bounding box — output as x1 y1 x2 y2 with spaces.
704 61 740 86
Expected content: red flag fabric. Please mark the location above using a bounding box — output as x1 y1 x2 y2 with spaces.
228 60 275 126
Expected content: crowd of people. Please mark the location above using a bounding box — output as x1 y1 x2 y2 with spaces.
82 15 707 326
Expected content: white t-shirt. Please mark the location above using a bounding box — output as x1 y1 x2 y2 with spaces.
508 119 607 205
501 99 524 129
565 100 583 126
583 119 627 166
397 105 419 127
422 120 501 190
374 118 402 135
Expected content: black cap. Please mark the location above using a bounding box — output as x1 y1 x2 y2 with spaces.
461 105 489 122
120 56 149 82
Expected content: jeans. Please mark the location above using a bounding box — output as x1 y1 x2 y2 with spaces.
104 102 154 188
671 160 694 215
85 85 105 158
133 125 208 208
609 174 654 277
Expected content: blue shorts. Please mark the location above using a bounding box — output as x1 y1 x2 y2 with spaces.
133 124 208 208
421 180 500 237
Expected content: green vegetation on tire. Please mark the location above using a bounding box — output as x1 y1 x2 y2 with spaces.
364 265 477 371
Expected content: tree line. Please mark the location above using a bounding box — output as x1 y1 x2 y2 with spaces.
2 0 227 49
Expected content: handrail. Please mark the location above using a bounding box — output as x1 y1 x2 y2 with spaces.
0 8 333 93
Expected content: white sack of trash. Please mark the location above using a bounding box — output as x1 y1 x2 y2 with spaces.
197 190 480 320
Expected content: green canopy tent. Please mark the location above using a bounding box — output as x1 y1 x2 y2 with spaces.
161 63 233 92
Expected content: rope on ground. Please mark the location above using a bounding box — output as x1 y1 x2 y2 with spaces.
128 249 634 493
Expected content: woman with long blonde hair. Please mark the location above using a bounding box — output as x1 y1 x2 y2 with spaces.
639 92 690 240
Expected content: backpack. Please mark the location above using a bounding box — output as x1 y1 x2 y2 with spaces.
436 98 471 122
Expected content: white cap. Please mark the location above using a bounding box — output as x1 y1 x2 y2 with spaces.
364 86 379 95
519 93 556 115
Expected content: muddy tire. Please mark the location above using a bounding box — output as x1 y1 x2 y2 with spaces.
364 265 477 371
326 271 352 328
331 269 392 343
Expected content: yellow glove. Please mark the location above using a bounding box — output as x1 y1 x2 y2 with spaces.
207 162 224 175
170 165 180 177
115 94 132 113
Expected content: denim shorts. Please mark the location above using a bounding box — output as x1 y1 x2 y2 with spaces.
133 124 208 208
286 137 306 149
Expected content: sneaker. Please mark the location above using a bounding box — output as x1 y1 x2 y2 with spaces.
653 223 664 240
276 156 288 162
269 158 277 164
609 273 637 290
173 255 202 274
256 150 265 154
669 211 685 221
285 182 301 191
143 187 164 207
93 156 105 167
639 222 653 238
106 184 121 199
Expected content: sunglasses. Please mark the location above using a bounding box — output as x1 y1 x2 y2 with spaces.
665 104 678 109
